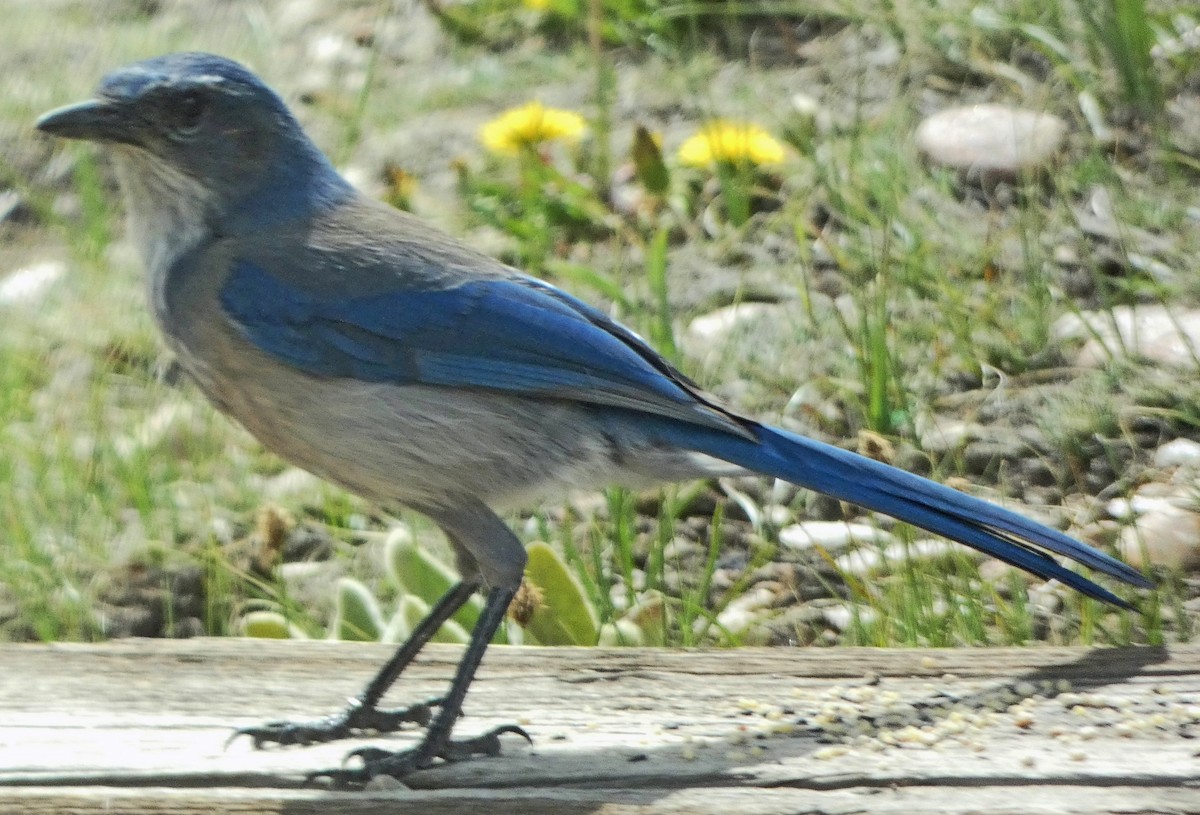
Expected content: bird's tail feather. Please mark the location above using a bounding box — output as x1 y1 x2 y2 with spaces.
650 419 1151 608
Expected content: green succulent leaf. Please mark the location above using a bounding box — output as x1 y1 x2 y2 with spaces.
385 527 486 634
523 541 599 645
331 577 385 642
239 610 298 639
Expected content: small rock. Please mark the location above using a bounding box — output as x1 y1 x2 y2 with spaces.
308 33 360 67
282 523 336 562
1076 520 1121 550
1105 482 1188 520
1117 505 1200 571
789 92 831 134
1154 438 1200 468
763 504 794 526
962 437 1031 476
364 774 408 792
916 415 986 454
661 536 702 561
712 586 777 636
978 559 1032 590
279 560 345 614
685 302 779 343
1029 582 1065 617
95 559 206 639
276 0 326 33
779 521 898 552
744 604 826 646
791 92 823 122
258 467 324 500
1126 252 1178 286
0 260 65 305
1053 306 1200 369
112 401 202 459
835 539 965 577
822 603 877 632
915 105 1067 176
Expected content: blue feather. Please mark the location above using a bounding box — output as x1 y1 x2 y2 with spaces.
220 259 747 433
635 414 1151 607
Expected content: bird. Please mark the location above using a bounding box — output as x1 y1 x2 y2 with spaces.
37 52 1151 785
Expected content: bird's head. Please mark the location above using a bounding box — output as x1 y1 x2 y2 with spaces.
37 52 350 244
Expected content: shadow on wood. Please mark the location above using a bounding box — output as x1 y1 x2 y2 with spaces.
0 639 1197 814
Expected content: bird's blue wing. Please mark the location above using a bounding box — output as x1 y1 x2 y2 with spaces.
220 259 751 436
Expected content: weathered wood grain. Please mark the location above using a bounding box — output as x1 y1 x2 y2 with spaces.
0 639 1197 814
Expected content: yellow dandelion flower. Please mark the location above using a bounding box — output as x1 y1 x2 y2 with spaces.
677 120 786 168
522 0 552 9
480 101 587 155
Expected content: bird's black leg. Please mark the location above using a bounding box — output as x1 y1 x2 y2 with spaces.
310 585 529 786
232 580 480 748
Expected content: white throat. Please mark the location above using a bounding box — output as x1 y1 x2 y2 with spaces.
111 147 216 276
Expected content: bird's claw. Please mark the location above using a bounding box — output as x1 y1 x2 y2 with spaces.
439 723 531 760
229 697 441 749
307 724 532 787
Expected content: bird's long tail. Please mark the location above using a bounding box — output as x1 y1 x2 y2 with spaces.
650 418 1151 608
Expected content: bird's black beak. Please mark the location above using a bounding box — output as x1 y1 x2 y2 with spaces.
36 99 138 145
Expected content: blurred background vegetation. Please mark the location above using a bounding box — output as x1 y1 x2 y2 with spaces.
1 0 1198 651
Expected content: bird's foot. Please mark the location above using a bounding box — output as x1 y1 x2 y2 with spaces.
308 724 531 787
229 697 441 748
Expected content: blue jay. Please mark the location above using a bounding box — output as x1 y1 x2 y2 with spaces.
37 53 1150 784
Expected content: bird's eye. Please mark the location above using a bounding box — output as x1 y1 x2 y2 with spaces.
170 90 207 136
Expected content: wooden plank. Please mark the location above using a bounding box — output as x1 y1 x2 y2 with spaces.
0 640 1197 814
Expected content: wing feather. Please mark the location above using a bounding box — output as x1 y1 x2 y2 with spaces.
220 259 753 438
